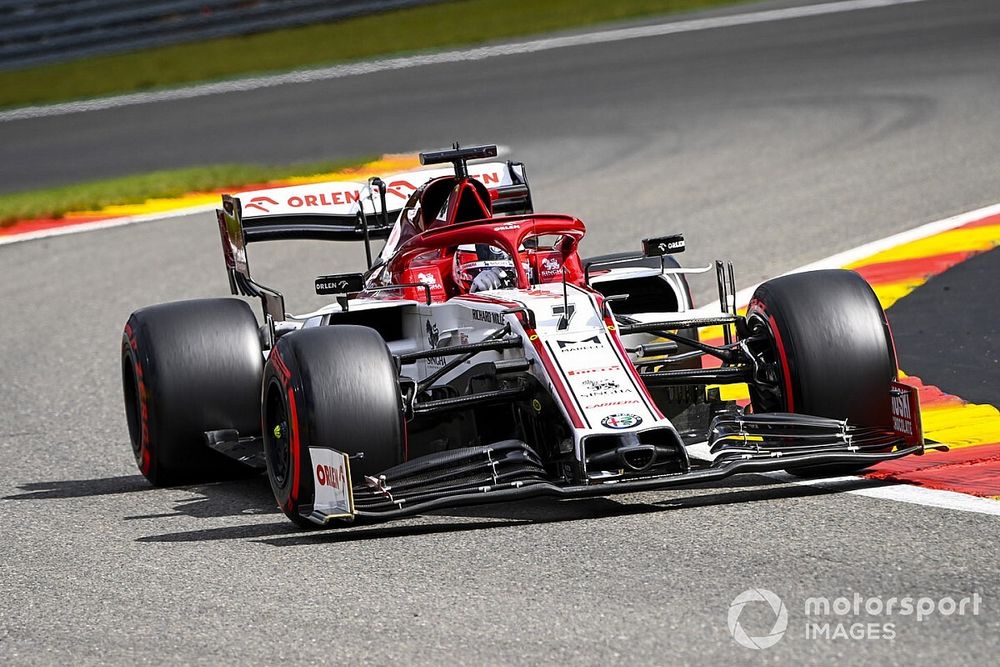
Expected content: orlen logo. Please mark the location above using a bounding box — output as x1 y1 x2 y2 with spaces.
244 195 278 213
287 191 362 207
315 463 347 490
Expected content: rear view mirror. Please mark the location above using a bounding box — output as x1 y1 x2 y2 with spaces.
642 234 685 257
315 272 364 295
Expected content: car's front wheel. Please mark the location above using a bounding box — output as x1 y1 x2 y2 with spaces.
261 325 406 527
745 269 898 477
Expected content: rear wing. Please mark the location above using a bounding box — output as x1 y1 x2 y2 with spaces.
215 159 532 322
220 160 531 243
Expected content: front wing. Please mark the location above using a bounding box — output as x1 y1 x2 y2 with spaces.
302 438 925 526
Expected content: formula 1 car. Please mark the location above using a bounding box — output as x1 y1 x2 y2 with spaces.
121 144 925 527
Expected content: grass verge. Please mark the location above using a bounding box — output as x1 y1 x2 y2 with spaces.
0 158 372 227
0 0 747 109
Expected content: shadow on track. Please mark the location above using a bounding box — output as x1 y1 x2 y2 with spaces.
6 471 898 545
3 472 282 521
135 474 896 546
3 474 153 500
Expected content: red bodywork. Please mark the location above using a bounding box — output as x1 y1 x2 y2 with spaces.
370 175 588 302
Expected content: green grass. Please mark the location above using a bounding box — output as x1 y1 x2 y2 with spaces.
0 0 747 109
0 158 371 227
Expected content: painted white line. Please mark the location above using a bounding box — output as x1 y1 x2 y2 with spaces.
766 473 1000 517
0 0 929 123
0 204 216 247
693 202 1000 315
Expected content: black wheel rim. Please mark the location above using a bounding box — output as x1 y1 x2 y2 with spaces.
744 312 785 413
264 383 291 489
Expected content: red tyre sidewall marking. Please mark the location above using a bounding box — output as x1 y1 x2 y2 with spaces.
285 386 301 510
880 305 902 381
124 322 152 475
747 299 795 413
269 347 300 511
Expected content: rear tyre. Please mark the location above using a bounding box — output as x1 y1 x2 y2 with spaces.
261 325 405 527
745 269 897 477
121 298 263 486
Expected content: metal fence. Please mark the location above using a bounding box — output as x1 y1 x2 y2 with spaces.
0 0 447 70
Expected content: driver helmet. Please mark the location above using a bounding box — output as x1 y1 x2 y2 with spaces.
453 244 516 293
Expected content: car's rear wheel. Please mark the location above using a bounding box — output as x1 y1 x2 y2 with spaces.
121 298 263 486
261 325 405 527
745 269 898 477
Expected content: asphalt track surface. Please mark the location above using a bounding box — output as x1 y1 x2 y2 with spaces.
1 0 999 664
889 246 999 407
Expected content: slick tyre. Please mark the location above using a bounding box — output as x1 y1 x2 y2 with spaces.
745 269 897 477
121 298 263 486
262 325 405 528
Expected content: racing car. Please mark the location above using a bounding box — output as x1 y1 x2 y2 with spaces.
121 144 925 528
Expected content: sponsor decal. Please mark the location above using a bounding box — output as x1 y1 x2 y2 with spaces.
471 309 505 325
493 222 521 232
540 257 564 281
556 335 602 351
541 257 561 274
315 272 364 295
244 195 278 213
601 413 643 429
567 365 622 376
643 234 686 256
425 321 446 367
426 321 440 348
464 259 512 269
286 191 362 208
416 272 438 286
309 447 353 517
890 381 922 445
653 240 684 253
584 378 620 392
892 394 912 434
316 462 347 490
384 179 418 200
585 400 642 410
243 170 504 216
316 279 352 292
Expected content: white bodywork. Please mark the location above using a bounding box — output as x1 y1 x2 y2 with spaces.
234 162 523 219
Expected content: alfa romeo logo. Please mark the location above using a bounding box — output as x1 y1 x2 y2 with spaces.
728 588 788 650
600 413 642 429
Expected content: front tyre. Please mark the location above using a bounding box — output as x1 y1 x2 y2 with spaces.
745 269 897 476
262 325 405 527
